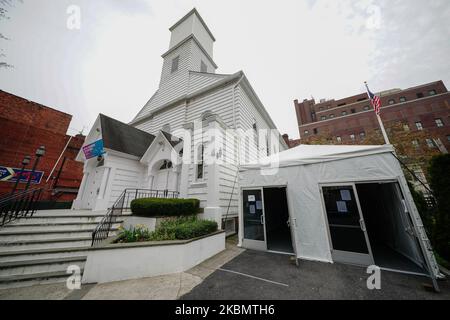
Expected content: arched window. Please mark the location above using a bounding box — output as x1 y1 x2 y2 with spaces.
201 110 214 122
159 160 173 170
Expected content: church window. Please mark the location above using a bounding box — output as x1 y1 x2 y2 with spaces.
171 56 179 73
159 160 173 170
202 110 214 122
196 144 204 180
201 60 207 73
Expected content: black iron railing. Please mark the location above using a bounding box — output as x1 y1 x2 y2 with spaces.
0 188 43 227
91 189 126 246
91 188 179 246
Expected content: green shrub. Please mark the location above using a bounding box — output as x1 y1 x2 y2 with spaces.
157 216 218 240
115 217 218 243
130 198 200 217
116 224 153 243
408 181 434 237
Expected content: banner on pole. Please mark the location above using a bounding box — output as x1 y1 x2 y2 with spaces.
0 166 44 184
82 139 105 160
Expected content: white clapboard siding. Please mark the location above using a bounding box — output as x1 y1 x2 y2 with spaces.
104 156 145 207
186 84 234 127
236 86 275 163
133 91 159 123
133 39 220 123
135 103 186 135
188 72 228 94
134 39 193 121
190 41 216 74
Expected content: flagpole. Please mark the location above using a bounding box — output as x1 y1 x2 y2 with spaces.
365 81 390 145
376 113 390 145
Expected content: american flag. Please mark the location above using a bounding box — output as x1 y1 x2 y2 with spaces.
365 82 381 115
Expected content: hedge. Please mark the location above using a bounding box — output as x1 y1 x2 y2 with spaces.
428 154 450 261
155 216 218 240
130 198 200 217
116 216 218 243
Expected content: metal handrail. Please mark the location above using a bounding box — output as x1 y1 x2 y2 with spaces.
0 188 44 227
91 188 180 246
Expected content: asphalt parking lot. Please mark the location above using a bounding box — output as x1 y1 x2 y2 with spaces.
181 250 450 300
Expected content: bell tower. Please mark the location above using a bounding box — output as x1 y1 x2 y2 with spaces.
158 8 218 89
168 8 216 59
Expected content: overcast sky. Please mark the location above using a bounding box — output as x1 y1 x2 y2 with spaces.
0 0 449 138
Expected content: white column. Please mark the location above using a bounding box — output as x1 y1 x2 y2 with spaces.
72 171 88 209
179 125 193 198
203 120 222 228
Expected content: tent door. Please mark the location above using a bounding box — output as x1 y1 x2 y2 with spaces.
321 184 374 266
242 188 267 251
263 187 295 255
285 188 300 263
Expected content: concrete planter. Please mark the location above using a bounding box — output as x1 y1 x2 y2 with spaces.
82 231 226 284
122 215 199 232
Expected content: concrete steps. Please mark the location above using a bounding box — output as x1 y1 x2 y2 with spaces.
0 209 125 289
0 227 120 241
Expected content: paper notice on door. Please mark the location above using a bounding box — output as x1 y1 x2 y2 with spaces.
248 195 256 202
336 201 348 213
249 205 256 214
340 189 352 201
256 201 262 210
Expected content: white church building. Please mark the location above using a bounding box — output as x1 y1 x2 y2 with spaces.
73 8 288 230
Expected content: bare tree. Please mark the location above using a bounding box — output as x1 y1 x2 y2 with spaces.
0 0 22 68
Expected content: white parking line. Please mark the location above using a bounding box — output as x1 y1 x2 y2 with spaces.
218 268 289 287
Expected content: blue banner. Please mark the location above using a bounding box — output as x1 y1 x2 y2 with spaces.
0 166 44 184
82 139 105 160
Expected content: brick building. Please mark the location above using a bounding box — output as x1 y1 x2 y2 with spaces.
292 80 450 194
282 134 301 149
0 90 85 205
294 80 450 151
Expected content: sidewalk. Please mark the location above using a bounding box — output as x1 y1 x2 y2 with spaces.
0 236 244 300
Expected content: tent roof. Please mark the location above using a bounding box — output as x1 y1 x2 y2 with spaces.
240 144 395 170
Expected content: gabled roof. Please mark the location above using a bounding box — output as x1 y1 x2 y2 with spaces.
131 71 243 125
161 131 183 148
100 114 155 158
140 130 183 164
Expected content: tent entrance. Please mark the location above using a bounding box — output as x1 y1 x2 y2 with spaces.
321 185 374 266
242 187 294 254
322 182 427 275
356 182 427 275
263 187 294 254
242 188 267 251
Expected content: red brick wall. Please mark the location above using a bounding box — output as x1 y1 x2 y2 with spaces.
298 93 450 148
0 90 85 202
294 81 450 150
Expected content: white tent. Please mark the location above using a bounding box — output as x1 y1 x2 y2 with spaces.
238 144 440 288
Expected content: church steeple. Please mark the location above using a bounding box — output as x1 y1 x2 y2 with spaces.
168 8 216 58
133 9 219 121
159 8 218 88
